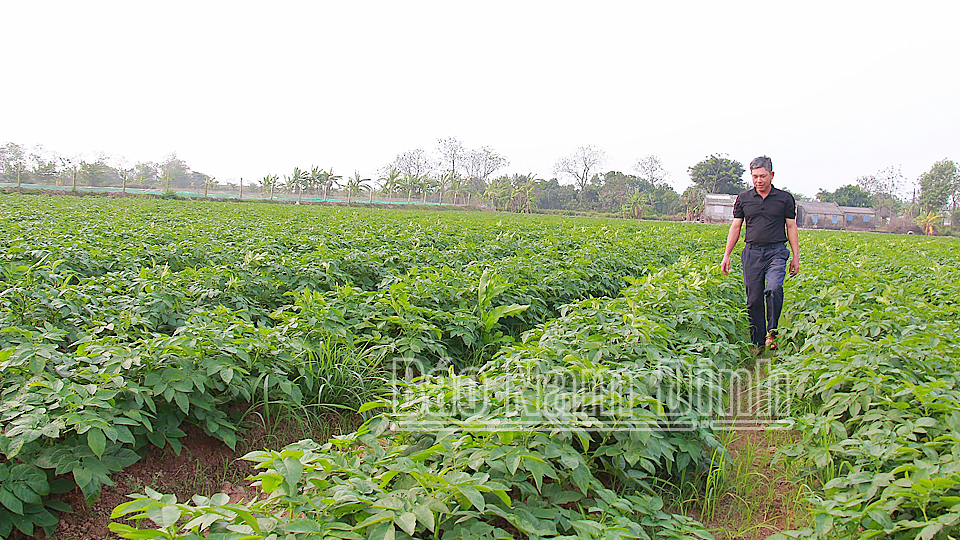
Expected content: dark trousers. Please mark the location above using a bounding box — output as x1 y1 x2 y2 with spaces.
741 243 790 346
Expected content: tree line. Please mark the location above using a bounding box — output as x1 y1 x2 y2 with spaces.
2 140 957 224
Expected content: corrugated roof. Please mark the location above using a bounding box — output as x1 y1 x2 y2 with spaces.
837 206 875 214
704 194 737 204
797 201 842 214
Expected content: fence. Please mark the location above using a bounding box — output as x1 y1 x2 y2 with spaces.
0 182 484 207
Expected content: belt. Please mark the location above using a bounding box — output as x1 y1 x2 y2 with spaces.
746 242 785 248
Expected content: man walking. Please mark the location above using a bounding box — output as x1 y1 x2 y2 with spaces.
720 156 800 353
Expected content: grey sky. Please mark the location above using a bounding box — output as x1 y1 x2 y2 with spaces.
3 1 958 198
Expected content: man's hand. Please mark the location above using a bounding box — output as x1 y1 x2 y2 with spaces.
720 255 732 276
789 257 800 277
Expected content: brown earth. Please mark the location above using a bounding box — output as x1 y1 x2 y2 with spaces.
674 357 811 540
50 412 361 540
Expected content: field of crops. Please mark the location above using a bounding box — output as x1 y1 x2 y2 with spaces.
1 192 959 539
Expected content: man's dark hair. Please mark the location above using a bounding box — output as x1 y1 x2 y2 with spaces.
749 156 773 172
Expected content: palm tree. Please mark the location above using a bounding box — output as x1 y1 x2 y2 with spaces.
286 167 309 204
917 210 941 236
258 174 279 200
420 175 438 204
402 173 419 203
448 174 465 205
624 192 646 219
380 168 401 200
437 172 458 205
368 178 378 204
345 171 370 205
204 176 218 197
323 169 342 202
308 166 325 200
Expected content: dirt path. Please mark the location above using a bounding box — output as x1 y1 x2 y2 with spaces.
680 356 810 540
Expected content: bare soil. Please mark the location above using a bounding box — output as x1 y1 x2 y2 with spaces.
689 357 811 540
50 412 361 540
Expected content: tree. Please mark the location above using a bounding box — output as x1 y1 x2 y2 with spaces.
464 146 508 185
400 174 420 203
323 169 342 201
554 145 607 193
0 142 27 183
681 185 706 221
817 184 872 207
916 210 942 236
856 165 905 200
160 153 193 188
484 175 514 211
345 171 369 205
379 168 401 198
204 176 218 197
32 154 61 186
918 159 958 213
134 162 160 186
285 167 309 204
388 149 433 179
60 155 83 192
259 174 279 200
437 172 454 205
634 155 669 185
420 175 437 204
308 166 325 198
530 178 577 210
622 192 647 219
687 154 746 194
80 156 120 187
437 137 468 180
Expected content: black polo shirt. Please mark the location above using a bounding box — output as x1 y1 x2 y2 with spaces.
733 187 796 245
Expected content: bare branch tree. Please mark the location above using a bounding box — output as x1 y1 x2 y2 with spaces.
554 145 607 192
856 165 906 199
387 148 434 178
437 136 468 180
634 154 669 185
465 146 508 182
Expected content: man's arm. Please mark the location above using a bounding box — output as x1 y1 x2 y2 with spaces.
786 218 800 276
720 218 743 275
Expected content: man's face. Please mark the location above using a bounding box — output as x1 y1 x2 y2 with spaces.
752 167 774 192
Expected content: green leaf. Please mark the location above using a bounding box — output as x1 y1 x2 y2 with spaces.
358 401 388 414
282 519 325 533
917 522 943 540
73 467 93 491
258 474 283 493
394 512 416 535
278 456 303 494
0 489 24 514
456 485 485 512
413 505 435 532
367 521 395 540
109 523 169 539
174 392 189 414
146 504 182 528
88 428 106 459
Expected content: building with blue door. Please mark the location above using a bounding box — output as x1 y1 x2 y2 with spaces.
838 206 878 230
796 201 844 229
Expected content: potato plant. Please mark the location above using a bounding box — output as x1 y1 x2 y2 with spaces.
0 194 728 537
767 234 960 540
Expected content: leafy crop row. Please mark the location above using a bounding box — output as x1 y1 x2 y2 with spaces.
767 235 960 540
110 258 748 539
0 194 731 537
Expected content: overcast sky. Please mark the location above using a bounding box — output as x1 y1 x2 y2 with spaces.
3 1 958 198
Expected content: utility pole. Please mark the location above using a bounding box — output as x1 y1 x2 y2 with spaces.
72 165 78 192
16 161 22 189
239 178 243 200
